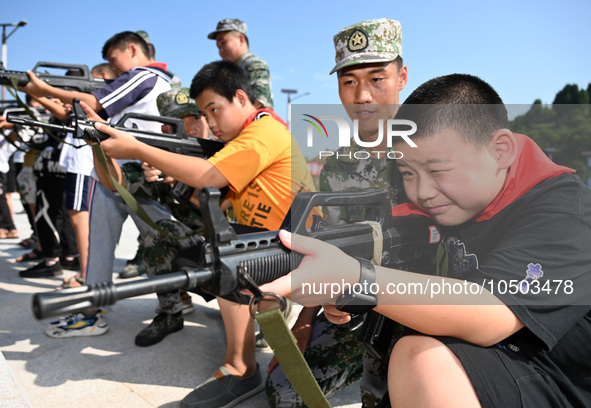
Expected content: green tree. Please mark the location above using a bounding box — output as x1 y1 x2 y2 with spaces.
553 84 590 104
512 88 591 179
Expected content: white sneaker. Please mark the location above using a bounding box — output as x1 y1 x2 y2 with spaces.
45 310 109 338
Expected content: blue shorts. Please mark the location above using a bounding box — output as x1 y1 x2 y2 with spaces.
65 172 91 211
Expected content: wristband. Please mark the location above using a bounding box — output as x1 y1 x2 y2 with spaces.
335 257 377 314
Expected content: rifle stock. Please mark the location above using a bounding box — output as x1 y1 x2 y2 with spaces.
33 187 439 320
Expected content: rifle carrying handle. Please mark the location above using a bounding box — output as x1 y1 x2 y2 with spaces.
33 61 91 79
290 188 391 234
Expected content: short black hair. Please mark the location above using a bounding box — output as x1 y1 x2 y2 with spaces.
395 74 509 146
91 63 116 80
102 31 150 60
189 60 255 104
393 55 403 71
146 43 156 60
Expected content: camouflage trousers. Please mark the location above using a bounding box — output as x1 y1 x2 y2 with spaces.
141 218 203 314
265 313 388 408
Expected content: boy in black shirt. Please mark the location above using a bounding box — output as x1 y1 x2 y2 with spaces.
262 74 591 407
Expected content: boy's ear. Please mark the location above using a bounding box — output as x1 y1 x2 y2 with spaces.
488 129 518 170
128 43 137 58
397 65 409 92
234 89 250 107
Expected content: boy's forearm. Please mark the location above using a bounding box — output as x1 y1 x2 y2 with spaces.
93 149 124 191
372 268 524 346
50 88 102 111
32 96 68 120
132 142 227 190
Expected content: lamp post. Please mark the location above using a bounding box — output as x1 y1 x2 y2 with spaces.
544 147 556 161
1 19 27 103
281 88 311 131
582 151 591 188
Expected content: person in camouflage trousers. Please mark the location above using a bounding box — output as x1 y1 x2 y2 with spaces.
208 18 274 109
266 18 409 408
131 88 211 347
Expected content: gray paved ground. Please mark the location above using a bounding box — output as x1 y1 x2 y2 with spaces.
0 197 361 408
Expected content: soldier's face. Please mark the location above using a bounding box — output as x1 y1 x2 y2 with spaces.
161 115 209 139
216 31 244 63
183 115 209 139
338 62 408 138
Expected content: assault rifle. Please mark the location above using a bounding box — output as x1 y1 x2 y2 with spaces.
1 106 50 122
0 61 112 93
7 99 226 202
33 187 438 321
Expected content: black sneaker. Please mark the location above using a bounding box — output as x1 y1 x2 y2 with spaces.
135 312 183 347
180 364 264 408
60 257 80 271
19 261 63 278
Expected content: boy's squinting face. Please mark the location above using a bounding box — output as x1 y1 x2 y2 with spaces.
196 89 244 142
396 130 506 226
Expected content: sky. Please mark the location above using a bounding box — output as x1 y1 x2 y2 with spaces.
3 0 590 130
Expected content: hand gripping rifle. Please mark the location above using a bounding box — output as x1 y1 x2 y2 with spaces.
33 187 438 322
7 99 226 202
0 61 112 93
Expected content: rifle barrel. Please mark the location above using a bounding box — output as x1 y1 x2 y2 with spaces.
7 116 74 133
33 268 215 319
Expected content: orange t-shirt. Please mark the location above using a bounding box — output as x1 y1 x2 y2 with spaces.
208 112 316 230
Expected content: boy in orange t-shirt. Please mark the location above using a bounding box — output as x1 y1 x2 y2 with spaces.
84 60 316 408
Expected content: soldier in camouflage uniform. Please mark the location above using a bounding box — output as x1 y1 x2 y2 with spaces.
266 19 408 408
208 18 274 109
131 88 210 347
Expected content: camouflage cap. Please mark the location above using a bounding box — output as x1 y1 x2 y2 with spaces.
157 88 201 118
207 18 248 40
136 30 152 44
330 18 402 75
